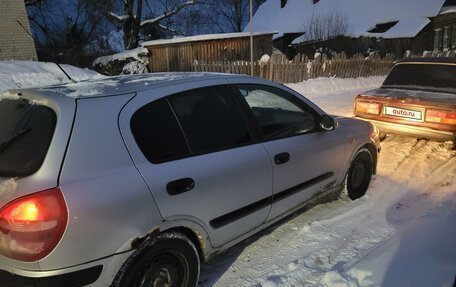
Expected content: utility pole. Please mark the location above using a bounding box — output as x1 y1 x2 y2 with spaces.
249 0 254 76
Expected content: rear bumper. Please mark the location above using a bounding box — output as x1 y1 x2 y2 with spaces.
0 251 132 287
355 118 456 142
0 265 102 287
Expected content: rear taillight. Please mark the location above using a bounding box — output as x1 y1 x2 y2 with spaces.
426 109 456 125
355 101 381 115
0 187 68 262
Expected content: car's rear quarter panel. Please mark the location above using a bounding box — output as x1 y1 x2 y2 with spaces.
0 91 75 272
43 94 163 270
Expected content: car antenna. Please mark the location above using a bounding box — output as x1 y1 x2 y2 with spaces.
55 63 77 84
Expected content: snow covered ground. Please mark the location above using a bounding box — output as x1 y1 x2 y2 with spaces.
199 77 456 287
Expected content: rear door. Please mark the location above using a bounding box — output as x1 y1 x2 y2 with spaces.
233 84 345 221
120 83 273 247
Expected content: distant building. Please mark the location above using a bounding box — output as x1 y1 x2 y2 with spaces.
247 0 455 58
0 0 37 61
432 0 456 51
142 32 275 72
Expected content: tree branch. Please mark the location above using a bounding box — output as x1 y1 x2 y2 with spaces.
140 0 197 26
24 0 42 7
157 23 187 36
108 11 129 23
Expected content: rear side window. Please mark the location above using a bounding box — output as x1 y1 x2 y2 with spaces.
131 98 190 163
131 86 252 164
169 86 251 154
0 99 56 177
383 63 456 90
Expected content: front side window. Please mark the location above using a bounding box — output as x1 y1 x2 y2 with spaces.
236 85 317 140
169 86 251 154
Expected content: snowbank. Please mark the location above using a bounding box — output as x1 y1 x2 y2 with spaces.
0 61 103 94
92 47 148 67
287 76 385 116
92 47 149 75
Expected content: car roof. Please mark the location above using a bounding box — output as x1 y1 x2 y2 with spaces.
396 57 456 64
6 72 253 100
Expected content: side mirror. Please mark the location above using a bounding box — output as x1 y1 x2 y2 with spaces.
320 115 336 131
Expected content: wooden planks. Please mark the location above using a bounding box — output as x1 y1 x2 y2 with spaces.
192 49 455 83
192 52 396 83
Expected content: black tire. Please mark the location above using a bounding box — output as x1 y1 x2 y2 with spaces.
113 232 200 287
346 149 373 200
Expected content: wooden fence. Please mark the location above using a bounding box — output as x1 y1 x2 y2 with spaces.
193 52 395 83
193 50 456 83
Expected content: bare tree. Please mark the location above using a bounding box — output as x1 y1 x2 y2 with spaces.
109 0 200 50
27 0 116 66
203 0 265 33
303 10 349 42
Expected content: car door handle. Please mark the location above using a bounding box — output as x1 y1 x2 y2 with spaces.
274 152 290 165
166 178 195 195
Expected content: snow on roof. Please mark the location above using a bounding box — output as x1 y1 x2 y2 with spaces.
439 5 456 15
7 72 248 100
0 61 103 95
246 0 446 42
142 32 277 47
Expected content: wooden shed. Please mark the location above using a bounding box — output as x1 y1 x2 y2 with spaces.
142 32 276 72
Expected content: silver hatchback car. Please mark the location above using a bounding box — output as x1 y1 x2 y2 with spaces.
0 73 379 287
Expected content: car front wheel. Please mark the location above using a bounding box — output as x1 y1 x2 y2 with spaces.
113 232 200 287
346 149 373 200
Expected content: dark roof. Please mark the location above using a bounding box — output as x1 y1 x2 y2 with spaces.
443 0 456 7
368 21 399 33
397 57 456 64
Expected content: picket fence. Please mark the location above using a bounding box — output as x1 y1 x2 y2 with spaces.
192 50 456 83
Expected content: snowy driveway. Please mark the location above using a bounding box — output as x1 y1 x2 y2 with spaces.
199 77 456 287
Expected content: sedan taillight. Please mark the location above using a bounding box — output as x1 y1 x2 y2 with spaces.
355 101 381 115
0 187 68 262
426 109 456 125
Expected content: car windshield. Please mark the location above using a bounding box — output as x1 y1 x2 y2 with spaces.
382 63 456 91
0 99 56 177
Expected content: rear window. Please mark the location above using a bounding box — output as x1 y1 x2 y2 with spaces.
0 99 56 177
383 63 456 91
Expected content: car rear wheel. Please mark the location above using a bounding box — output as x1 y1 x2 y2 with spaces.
113 232 200 287
346 149 373 200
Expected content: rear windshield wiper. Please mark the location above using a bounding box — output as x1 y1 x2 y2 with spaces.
0 128 31 154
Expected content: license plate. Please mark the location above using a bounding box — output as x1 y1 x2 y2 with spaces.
384 106 422 120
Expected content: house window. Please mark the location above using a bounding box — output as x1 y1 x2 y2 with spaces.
443 26 450 49
434 29 443 51
368 21 399 33
452 26 456 50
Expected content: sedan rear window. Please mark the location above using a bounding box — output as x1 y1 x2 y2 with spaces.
0 99 56 177
383 63 456 91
